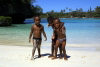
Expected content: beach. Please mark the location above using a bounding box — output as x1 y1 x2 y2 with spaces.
0 44 100 67
0 0 100 66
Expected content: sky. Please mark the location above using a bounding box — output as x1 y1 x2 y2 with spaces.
33 0 100 13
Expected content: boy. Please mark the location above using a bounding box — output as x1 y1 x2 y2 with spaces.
29 16 47 60
47 16 63 58
52 18 67 60
47 16 55 57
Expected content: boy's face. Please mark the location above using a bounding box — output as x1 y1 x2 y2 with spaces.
34 17 40 25
54 19 60 28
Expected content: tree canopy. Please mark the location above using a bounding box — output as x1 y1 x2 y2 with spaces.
41 6 100 18
0 0 42 24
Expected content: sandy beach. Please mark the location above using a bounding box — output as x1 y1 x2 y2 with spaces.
0 44 100 67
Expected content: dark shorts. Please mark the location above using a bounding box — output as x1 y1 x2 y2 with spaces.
33 37 42 48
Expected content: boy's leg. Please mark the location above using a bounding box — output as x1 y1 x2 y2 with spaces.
52 44 54 56
52 40 59 59
62 41 67 60
59 44 63 59
37 40 41 58
38 47 41 57
49 39 55 57
31 39 37 60
52 40 55 56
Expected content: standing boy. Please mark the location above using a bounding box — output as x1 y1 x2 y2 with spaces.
47 16 64 58
52 18 67 60
29 16 47 60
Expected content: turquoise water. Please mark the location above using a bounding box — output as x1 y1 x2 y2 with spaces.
0 18 100 46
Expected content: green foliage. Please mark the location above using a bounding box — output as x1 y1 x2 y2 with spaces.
0 16 12 26
94 6 100 17
34 5 43 14
41 6 100 18
0 0 42 24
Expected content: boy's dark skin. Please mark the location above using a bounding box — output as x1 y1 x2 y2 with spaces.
52 18 67 60
47 17 64 58
47 16 56 57
29 16 47 59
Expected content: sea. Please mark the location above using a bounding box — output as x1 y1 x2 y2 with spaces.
0 18 100 48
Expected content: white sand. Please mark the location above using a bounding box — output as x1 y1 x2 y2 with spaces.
0 45 100 67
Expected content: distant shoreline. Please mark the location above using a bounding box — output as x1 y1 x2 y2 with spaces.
41 17 100 19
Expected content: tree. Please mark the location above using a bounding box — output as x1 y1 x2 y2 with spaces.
34 5 43 14
0 0 42 24
86 6 94 18
60 9 66 13
94 6 100 17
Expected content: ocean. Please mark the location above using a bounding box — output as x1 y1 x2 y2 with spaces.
0 18 100 46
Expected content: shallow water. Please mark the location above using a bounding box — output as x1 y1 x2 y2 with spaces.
0 18 100 46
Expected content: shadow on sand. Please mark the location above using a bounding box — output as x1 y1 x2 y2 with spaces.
34 53 51 59
34 53 71 59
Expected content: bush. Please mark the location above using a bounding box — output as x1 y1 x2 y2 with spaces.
0 16 12 26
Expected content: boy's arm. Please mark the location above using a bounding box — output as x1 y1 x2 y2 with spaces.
59 22 64 28
29 25 33 43
62 26 66 35
52 30 55 39
42 26 47 41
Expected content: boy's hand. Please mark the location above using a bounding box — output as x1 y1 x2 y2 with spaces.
52 36 55 39
44 38 47 41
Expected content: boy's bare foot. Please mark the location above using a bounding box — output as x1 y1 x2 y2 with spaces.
31 57 34 60
38 55 41 58
64 57 68 60
59 57 63 59
52 57 57 60
48 55 54 58
59 55 63 59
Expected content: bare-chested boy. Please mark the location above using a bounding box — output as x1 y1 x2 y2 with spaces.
29 16 47 60
52 18 67 60
47 16 64 58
